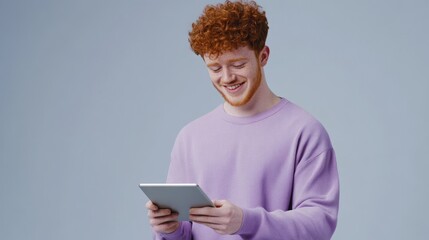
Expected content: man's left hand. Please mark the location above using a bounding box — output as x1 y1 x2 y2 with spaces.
189 200 243 235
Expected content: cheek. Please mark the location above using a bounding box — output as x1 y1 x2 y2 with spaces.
208 73 221 84
234 68 254 79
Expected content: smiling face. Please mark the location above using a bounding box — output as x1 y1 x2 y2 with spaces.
204 46 265 107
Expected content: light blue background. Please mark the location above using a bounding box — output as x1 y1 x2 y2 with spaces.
1 0 428 239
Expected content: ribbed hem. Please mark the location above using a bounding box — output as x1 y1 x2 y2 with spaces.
236 207 261 236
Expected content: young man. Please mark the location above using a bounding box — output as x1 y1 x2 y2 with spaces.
146 1 339 239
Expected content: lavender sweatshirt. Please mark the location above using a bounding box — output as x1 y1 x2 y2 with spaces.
155 98 339 240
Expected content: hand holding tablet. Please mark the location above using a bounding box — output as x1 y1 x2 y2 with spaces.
140 183 214 221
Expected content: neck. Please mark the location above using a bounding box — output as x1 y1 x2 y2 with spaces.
223 76 280 117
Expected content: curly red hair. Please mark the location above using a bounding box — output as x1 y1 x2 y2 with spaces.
189 0 269 57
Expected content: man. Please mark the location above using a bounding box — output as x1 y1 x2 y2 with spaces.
146 1 339 239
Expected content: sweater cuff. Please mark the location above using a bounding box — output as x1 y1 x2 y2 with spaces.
158 221 188 239
236 207 261 236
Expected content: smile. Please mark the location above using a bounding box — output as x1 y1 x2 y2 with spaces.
225 82 244 91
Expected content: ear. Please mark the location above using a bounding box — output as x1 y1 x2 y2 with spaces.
258 46 270 67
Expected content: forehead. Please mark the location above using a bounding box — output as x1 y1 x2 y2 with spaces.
203 46 256 64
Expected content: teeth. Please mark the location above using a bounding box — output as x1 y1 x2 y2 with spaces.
226 83 242 90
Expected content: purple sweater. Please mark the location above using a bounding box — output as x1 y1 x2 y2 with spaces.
155 98 339 240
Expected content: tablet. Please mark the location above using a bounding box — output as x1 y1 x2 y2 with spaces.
139 183 214 221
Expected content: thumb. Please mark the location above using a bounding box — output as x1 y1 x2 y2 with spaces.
212 199 227 207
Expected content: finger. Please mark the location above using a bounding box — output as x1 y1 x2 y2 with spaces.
191 218 227 233
150 213 179 226
213 199 226 207
145 201 158 211
189 206 218 216
189 214 224 225
152 221 180 233
148 208 172 218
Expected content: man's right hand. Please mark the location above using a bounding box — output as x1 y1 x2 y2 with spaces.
146 200 180 234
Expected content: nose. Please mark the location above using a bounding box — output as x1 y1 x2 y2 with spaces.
221 68 236 84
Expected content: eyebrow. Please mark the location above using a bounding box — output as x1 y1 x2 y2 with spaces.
206 57 247 67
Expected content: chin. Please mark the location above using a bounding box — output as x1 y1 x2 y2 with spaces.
225 95 250 107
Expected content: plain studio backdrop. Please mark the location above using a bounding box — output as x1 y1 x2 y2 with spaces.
1 0 428 239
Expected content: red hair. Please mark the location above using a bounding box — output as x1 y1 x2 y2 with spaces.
189 0 269 57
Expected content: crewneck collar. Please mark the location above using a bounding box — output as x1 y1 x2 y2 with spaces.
218 98 289 125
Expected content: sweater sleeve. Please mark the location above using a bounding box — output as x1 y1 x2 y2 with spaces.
153 222 192 240
236 148 339 240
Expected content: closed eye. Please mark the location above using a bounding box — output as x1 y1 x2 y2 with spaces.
209 66 222 73
232 63 246 68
